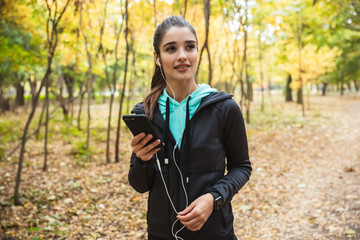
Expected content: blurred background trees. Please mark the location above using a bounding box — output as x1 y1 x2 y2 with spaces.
1 0 359 114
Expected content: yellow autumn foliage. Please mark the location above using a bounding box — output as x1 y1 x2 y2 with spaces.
285 43 342 90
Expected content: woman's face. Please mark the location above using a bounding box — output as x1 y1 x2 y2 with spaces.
156 27 198 84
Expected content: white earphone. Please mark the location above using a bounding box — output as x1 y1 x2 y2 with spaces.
157 58 161 67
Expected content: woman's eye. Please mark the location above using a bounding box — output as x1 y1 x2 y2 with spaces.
166 46 176 51
187 44 196 50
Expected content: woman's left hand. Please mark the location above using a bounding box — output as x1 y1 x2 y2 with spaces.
176 193 214 231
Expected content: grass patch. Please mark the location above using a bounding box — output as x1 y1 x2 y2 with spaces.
0 119 22 144
27 227 41 232
245 94 325 130
0 147 6 162
70 140 94 166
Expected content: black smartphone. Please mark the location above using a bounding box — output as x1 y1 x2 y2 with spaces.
122 114 163 149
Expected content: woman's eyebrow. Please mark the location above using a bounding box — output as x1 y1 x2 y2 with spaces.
163 41 176 48
163 40 196 48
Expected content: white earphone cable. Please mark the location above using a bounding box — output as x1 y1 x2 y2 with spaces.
156 63 191 240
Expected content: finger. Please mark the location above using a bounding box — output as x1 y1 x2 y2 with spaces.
132 134 153 153
136 139 161 160
139 148 162 161
182 217 203 231
139 144 162 160
137 138 160 156
177 203 196 221
146 146 162 157
130 133 146 147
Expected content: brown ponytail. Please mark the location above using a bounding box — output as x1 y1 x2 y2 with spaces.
143 16 198 119
144 64 166 119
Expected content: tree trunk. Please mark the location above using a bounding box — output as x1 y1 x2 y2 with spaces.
196 0 212 85
322 82 328 96
258 34 265 111
63 74 74 102
346 82 351 91
285 74 293 101
77 86 85 131
307 84 311 111
126 35 136 115
43 76 50 171
105 1 125 163
340 69 345 96
354 79 359 92
268 76 272 96
63 73 74 119
242 0 250 122
153 0 157 27
58 75 69 120
15 82 25 106
115 0 129 163
243 0 251 123
297 87 303 104
86 75 94 161
80 1 95 161
28 76 37 105
182 0 188 18
14 71 48 205
0 89 10 113
297 12 305 116
100 0 123 163
35 100 46 139
237 15 247 110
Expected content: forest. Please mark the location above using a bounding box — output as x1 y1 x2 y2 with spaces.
0 0 359 239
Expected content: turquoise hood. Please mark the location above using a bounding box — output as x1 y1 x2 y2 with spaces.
158 83 217 149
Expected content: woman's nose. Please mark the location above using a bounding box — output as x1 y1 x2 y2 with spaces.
177 48 187 61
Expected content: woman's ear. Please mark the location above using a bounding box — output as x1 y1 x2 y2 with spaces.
154 52 161 67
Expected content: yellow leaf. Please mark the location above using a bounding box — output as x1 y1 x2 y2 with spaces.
131 195 142 202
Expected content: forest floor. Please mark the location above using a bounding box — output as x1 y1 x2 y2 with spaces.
0 93 359 240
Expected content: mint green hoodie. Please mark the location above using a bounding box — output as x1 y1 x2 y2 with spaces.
158 83 217 149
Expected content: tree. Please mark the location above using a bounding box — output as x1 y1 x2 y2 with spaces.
285 74 293 102
196 0 212 86
14 0 71 205
101 0 125 163
115 0 129 163
79 0 98 161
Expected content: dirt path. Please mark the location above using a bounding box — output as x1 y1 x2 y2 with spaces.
233 95 360 239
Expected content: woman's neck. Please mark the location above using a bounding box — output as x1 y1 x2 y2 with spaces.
166 79 198 103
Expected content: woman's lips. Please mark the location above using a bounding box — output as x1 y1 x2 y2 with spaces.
174 64 190 71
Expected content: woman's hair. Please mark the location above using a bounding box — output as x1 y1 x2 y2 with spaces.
143 16 198 119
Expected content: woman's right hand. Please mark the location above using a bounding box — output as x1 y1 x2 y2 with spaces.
131 133 163 161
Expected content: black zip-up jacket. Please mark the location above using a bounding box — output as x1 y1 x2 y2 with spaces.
128 91 252 240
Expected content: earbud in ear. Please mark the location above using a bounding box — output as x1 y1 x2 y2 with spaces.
157 58 161 67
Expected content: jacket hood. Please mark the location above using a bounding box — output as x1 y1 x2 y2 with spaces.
131 90 233 116
157 84 218 148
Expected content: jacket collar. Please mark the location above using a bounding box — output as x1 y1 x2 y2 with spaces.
194 91 232 116
130 91 233 129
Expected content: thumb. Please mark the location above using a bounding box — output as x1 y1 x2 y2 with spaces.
178 202 195 216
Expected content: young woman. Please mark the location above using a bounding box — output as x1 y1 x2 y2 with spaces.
128 16 251 240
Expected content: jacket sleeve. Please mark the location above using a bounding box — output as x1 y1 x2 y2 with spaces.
207 99 252 206
128 153 155 193
127 102 156 193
